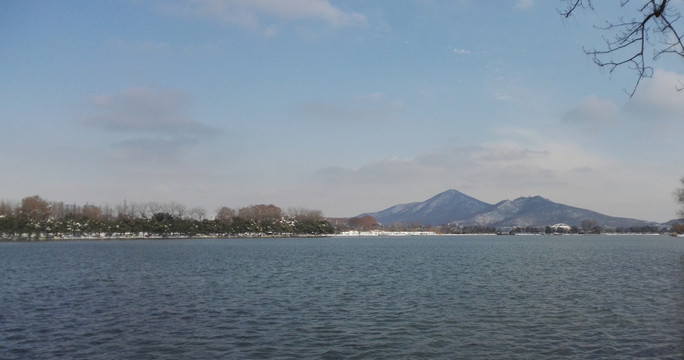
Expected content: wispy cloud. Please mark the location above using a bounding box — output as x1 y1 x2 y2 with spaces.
313 135 595 196
162 0 366 34
87 88 213 135
85 87 218 164
453 48 472 55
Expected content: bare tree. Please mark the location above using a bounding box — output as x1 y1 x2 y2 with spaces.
189 206 206 221
286 207 324 222
49 201 67 219
116 200 136 220
238 204 282 222
215 206 236 224
130 202 146 219
20 195 51 221
0 201 15 217
168 202 187 219
80 204 103 221
676 176 684 218
562 0 684 96
144 202 163 218
348 215 379 231
101 204 115 221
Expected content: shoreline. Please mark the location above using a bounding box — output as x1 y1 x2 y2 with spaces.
0 233 332 243
2 232 679 243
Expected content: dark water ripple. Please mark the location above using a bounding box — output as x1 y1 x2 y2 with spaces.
1 236 683 359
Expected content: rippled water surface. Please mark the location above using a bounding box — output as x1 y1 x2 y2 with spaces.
1 236 683 359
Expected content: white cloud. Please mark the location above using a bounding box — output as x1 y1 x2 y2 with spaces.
453 48 471 55
562 71 684 147
626 69 684 121
163 0 366 33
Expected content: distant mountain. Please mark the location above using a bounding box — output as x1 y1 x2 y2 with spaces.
453 196 652 229
360 190 656 229
359 189 491 226
661 218 684 226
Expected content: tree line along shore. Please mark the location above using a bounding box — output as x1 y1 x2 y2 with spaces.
0 196 335 240
1 195 681 241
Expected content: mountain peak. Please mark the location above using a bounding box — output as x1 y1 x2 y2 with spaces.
510 195 547 202
430 189 467 198
360 189 491 226
443 188 464 195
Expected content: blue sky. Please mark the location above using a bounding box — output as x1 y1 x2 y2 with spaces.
2 0 684 222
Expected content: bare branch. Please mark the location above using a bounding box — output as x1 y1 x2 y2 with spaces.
562 0 582 17
561 0 591 18
562 0 684 96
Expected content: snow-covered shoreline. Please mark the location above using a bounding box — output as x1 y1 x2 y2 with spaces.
334 230 438 237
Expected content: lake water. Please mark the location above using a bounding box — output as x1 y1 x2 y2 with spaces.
1 235 683 359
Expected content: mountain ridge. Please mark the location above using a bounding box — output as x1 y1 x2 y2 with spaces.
360 189 659 229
